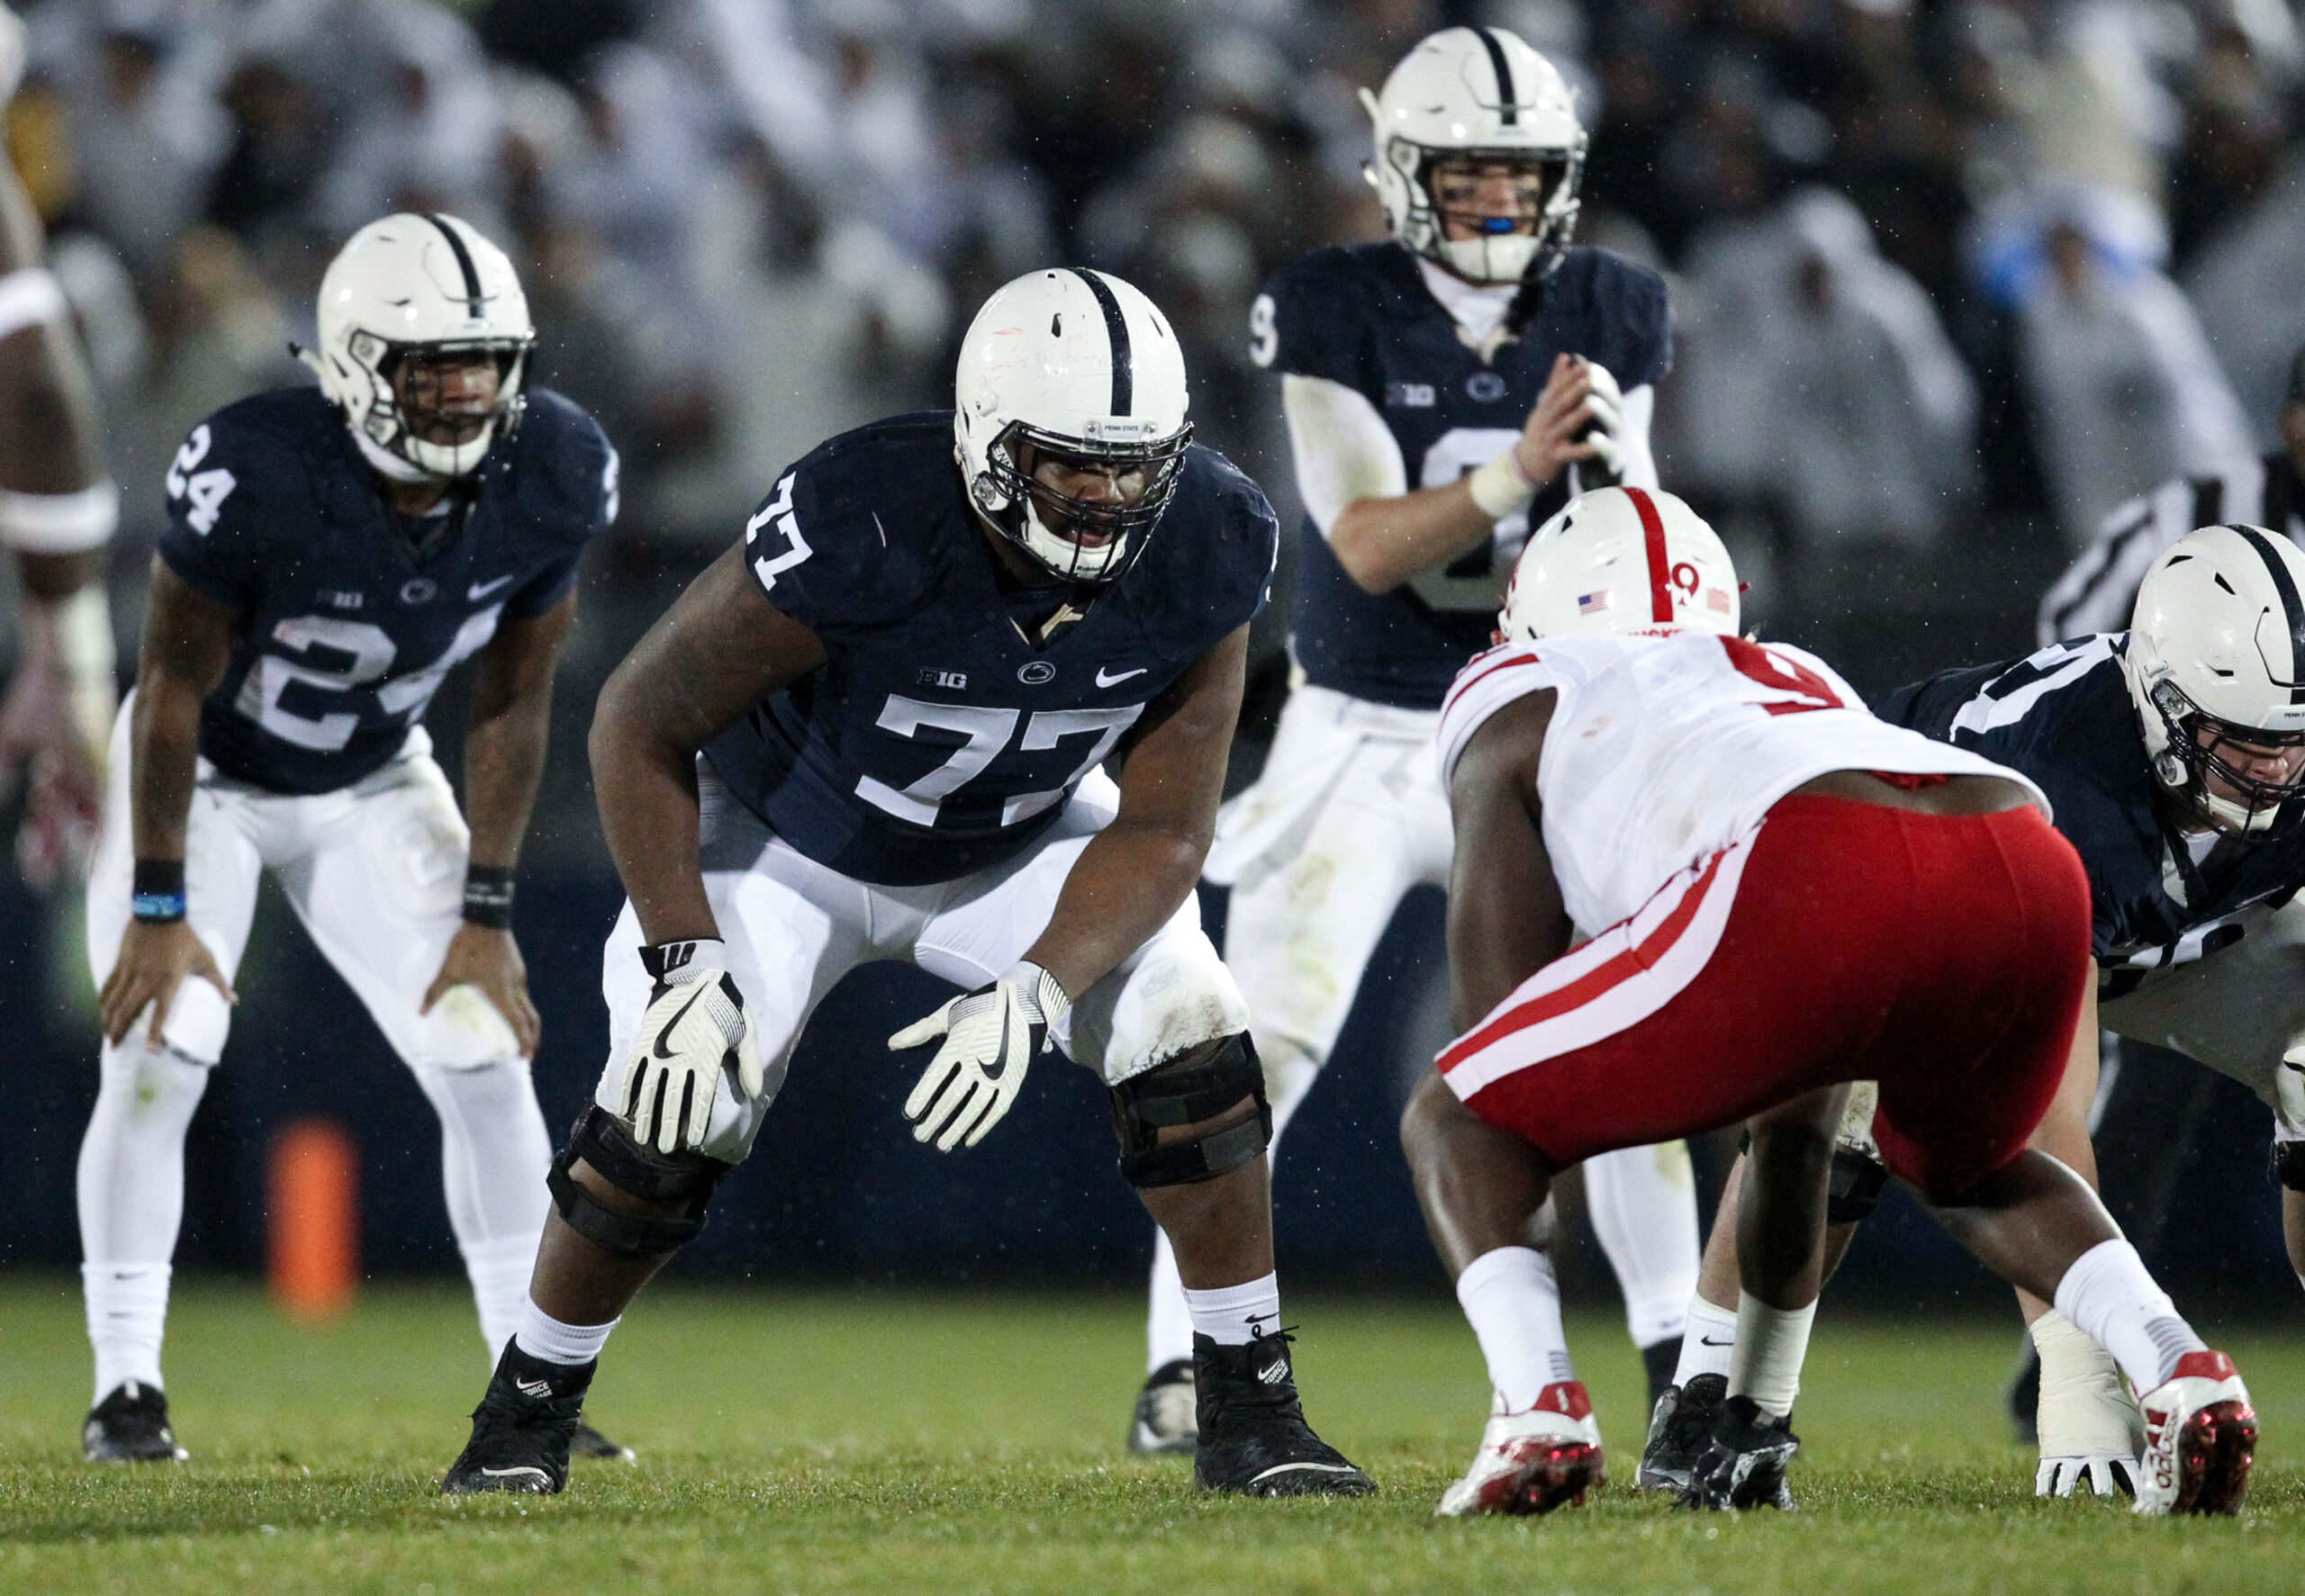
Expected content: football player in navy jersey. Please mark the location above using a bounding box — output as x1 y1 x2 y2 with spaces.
1132 24 1702 1451
1650 524 2305 1502
76 214 622 1464
439 267 1375 1501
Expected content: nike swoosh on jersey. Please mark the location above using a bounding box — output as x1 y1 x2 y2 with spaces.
468 574 516 600
1096 665 1147 687
653 984 711 1059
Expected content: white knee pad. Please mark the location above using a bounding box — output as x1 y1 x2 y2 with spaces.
409 986 524 1072
1069 914 1251 1087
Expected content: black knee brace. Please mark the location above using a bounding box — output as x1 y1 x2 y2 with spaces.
1827 1144 1889 1223
547 1105 728 1258
2272 1141 2305 1194
1109 1032 1271 1188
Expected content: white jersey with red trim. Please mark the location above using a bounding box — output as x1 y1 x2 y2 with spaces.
1436 631 2047 935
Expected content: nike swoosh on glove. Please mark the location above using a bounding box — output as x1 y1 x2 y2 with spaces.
599 938 764 1155
889 961 1068 1151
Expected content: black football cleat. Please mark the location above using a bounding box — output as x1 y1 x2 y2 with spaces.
1637 1372 1726 1492
82 1381 188 1463
440 1341 593 1495
1191 1330 1376 1498
1678 1393 1799 1510
1127 1357 1198 1455
571 1421 635 1462
1641 1335 1684 1411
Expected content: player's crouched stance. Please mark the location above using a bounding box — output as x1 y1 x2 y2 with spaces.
1406 487 2254 1519
441 268 1372 1499
77 215 626 1463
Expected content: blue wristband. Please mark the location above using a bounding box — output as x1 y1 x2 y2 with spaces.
132 860 187 923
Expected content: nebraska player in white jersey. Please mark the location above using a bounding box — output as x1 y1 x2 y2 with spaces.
1406 485 2256 1518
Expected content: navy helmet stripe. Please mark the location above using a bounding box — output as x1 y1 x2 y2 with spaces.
2192 475 2225 533
1068 267 1132 417
424 213 484 317
1475 28 1518 124
2229 524 2305 703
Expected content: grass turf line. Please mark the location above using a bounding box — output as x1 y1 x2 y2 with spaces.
0 1278 2300 1594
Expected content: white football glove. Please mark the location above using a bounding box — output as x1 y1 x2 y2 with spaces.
889 961 1067 1151
1575 357 1626 486
2037 1453 2138 1499
2031 1309 2145 1500
599 939 764 1156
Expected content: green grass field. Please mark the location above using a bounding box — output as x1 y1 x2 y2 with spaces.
1 1279 2300 1593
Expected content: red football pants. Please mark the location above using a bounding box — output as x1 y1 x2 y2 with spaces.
1437 793 2092 1201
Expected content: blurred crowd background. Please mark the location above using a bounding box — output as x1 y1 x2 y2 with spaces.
3 0 2300 1311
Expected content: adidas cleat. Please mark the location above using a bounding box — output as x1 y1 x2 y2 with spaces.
1434 1382 1604 1517
572 1421 635 1463
1126 1357 1197 1455
1192 1330 1375 1498
1679 1394 1798 1510
2134 1350 2255 1517
440 1341 593 1495
1637 1373 1725 1493
82 1381 188 1463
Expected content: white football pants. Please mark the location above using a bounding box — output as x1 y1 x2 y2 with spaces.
1144 685 1702 1370
2099 895 2305 1149
592 762 1249 1166
77 696 551 1401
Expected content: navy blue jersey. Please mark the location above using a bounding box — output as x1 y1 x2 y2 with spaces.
157 386 616 795
1252 241 1671 709
1880 636 2305 994
703 412 1277 887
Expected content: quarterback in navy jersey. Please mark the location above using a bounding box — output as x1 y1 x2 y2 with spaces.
442 268 1374 1501
1664 525 2305 1503
1134 24 1701 1453
76 214 622 1465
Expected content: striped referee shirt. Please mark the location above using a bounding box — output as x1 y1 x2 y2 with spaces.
2038 451 2305 644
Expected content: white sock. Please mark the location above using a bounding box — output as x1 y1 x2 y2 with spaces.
1673 1294 1740 1386
1183 1271 1282 1345
1727 1290 1815 1419
512 1295 618 1367
461 1234 540 1362
2031 1310 2144 1457
1584 1141 1702 1348
1148 1035 1317 1372
1455 1245 1574 1412
1146 1230 1194 1372
2052 1239 2206 1392
83 1263 171 1403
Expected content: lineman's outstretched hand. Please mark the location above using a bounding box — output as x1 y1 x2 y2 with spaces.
890 962 1067 1151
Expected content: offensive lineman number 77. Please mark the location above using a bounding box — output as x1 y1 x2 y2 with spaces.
746 473 1147 829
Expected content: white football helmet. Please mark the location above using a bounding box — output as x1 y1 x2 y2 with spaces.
298 212 534 482
2123 524 2305 834
1500 486 1740 643
1360 26 1586 286
954 267 1192 584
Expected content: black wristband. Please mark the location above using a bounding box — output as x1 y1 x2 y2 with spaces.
132 859 187 923
462 865 516 930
